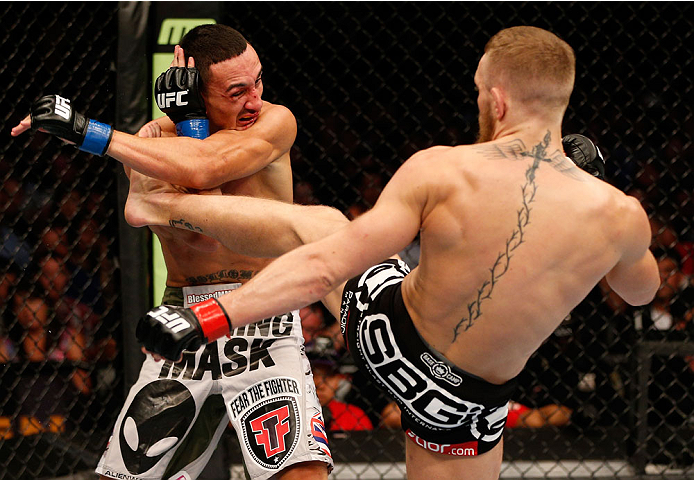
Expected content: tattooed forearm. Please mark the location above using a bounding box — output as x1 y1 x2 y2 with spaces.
169 218 204 233
453 132 551 341
185 269 257 285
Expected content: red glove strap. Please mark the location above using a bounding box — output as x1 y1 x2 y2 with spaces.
190 298 232 341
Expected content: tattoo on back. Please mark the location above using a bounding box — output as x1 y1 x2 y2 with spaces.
452 131 569 341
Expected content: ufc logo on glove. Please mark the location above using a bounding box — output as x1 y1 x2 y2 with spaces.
156 90 189 109
54 95 72 119
149 305 192 333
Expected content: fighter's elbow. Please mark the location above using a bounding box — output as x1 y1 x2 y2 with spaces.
633 279 661 306
182 144 233 189
185 173 218 190
606 249 660 307
612 277 660 307
623 289 657 307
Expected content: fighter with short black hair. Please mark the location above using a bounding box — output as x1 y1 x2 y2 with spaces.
13 23 331 480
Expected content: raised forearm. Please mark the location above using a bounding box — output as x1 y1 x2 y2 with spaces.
108 131 218 187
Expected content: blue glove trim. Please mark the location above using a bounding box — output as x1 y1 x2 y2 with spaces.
80 120 113 156
176 119 209 139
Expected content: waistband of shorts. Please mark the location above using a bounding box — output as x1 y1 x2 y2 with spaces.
393 283 518 403
342 261 518 405
162 282 242 307
162 286 185 306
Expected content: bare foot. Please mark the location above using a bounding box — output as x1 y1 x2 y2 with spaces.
124 170 179 227
124 172 222 252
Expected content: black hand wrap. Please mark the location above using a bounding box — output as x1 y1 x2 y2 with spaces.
155 67 209 139
30 95 113 156
136 305 205 362
562 133 606 180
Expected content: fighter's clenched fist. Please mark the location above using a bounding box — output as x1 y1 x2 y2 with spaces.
11 94 113 156
136 299 232 362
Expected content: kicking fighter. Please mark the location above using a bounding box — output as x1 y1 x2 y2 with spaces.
133 26 657 480
12 24 331 480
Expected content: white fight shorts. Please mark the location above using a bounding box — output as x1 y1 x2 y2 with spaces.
97 283 332 480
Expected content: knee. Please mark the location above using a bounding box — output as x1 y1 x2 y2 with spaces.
294 205 349 246
313 206 349 229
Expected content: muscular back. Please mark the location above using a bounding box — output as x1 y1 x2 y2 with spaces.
399 134 651 384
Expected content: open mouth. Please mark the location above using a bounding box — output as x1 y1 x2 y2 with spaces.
238 114 259 126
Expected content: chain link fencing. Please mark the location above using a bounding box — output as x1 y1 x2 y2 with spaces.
1 2 692 479
0 3 122 479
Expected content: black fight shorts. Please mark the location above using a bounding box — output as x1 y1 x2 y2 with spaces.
340 259 518 456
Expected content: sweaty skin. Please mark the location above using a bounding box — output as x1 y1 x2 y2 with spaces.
10 45 287 191
132 132 659 383
202 51 658 387
128 128 659 480
126 28 660 480
10 45 296 288
130 46 296 287
124 46 329 480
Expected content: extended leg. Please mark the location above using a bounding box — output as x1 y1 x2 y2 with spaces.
124 171 349 316
125 170 349 258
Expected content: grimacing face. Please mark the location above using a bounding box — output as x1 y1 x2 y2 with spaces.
201 44 264 131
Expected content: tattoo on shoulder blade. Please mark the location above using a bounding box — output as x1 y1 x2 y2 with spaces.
453 131 560 341
547 151 587 181
169 218 204 233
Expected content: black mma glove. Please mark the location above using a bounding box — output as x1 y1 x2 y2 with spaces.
562 133 606 180
155 67 209 139
30 95 113 156
136 298 232 362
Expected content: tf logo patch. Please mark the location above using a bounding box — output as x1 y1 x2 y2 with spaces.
242 397 300 470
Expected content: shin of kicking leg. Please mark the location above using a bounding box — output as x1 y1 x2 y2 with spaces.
158 194 349 258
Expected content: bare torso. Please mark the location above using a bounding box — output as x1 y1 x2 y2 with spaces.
152 153 292 287
400 136 634 384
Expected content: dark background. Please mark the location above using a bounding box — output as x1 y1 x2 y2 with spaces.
0 2 691 478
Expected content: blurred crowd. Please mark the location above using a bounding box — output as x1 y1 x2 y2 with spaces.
1 80 692 464
0 141 120 440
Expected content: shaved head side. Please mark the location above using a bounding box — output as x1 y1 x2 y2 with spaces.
483 26 575 114
180 24 249 89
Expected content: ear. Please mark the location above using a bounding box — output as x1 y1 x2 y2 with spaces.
490 87 507 120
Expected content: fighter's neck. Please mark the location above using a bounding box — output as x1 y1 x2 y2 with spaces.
492 122 563 152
